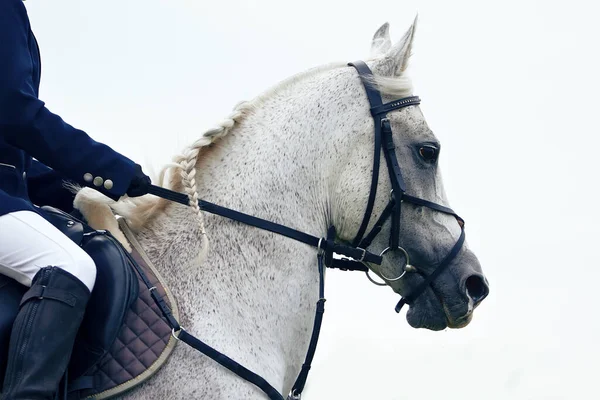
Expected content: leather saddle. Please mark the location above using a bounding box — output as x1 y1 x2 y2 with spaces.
0 205 175 398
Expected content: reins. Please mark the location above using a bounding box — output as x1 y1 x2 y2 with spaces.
136 60 466 400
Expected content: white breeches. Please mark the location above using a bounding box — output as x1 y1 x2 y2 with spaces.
0 210 96 291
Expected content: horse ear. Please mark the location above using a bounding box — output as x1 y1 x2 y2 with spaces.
383 15 418 76
370 22 392 57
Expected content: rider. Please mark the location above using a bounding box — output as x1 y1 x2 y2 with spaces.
0 0 151 398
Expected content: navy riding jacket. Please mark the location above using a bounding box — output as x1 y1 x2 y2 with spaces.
0 0 136 217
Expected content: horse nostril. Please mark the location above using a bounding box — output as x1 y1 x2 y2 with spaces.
465 275 489 305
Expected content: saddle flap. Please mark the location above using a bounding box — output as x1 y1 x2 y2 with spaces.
0 207 177 398
70 219 179 399
69 232 139 379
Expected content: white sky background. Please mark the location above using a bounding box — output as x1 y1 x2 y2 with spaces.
24 1 600 399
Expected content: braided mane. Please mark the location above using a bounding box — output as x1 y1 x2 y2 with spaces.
111 60 411 230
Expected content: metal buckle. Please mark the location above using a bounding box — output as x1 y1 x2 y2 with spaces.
171 327 185 341
317 238 325 256
288 389 302 400
357 247 367 262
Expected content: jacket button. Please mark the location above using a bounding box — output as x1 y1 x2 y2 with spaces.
93 177 104 187
104 179 114 190
84 173 93 182
23 172 26 180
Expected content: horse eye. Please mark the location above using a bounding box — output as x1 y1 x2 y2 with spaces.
419 145 439 163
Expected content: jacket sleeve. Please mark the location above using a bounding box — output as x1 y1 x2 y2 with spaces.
0 0 136 201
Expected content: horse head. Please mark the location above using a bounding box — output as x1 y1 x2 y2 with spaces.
329 19 489 330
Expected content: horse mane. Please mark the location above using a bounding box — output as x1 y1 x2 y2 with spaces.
110 60 412 230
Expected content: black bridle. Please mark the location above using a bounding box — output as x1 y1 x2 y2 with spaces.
347 61 466 312
141 60 466 400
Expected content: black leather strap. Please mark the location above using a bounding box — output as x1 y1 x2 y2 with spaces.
380 120 406 249
147 185 382 266
347 61 415 250
370 96 421 117
68 376 94 392
178 330 284 400
328 258 368 272
290 252 327 397
347 61 384 107
395 227 466 313
107 230 182 331
358 200 395 249
149 186 319 246
348 61 383 247
381 119 406 193
20 285 77 307
402 194 461 220
120 228 283 399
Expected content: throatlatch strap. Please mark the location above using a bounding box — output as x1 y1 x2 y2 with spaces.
358 200 395 249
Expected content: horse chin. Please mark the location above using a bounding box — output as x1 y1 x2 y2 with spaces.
404 286 475 331
405 290 448 331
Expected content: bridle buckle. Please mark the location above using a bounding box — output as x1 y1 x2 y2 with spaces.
287 390 302 400
357 247 367 262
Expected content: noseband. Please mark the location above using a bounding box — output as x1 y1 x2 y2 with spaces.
143 60 466 400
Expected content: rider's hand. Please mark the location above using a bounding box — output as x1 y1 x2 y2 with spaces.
126 164 151 197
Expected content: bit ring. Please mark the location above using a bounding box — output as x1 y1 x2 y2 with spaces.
376 246 412 282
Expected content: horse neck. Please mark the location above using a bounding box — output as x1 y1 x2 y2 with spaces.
142 67 363 397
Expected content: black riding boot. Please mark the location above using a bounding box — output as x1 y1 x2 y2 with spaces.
1 267 91 400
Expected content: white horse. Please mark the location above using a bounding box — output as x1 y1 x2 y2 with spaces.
75 19 489 400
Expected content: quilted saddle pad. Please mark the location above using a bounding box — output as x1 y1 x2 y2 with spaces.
74 219 180 399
